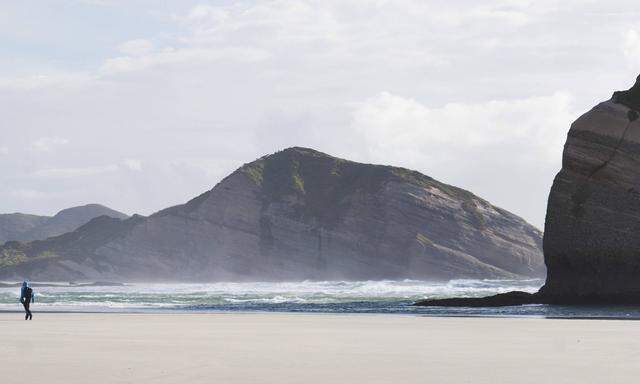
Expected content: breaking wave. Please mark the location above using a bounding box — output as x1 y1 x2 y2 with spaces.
0 279 543 314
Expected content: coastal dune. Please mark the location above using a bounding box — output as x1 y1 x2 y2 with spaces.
2 313 639 383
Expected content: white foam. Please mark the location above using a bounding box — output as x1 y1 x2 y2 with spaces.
0 279 544 311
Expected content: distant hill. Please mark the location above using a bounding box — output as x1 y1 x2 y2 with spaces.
0 204 128 244
0 148 544 281
0 214 49 243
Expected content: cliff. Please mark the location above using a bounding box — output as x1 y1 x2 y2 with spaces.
540 75 640 302
0 148 543 282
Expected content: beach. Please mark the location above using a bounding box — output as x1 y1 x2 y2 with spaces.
1 313 639 383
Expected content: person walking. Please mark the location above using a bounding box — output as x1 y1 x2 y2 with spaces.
20 281 34 320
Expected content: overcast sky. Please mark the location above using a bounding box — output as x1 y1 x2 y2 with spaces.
1 0 640 228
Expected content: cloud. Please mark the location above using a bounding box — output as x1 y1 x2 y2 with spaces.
351 91 572 164
30 137 69 152
9 189 49 200
122 158 142 171
0 147 8 155
623 29 640 65
0 73 93 91
118 39 154 56
31 164 119 179
183 4 230 24
100 46 271 74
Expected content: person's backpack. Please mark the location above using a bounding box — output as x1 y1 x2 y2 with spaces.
24 287 33 300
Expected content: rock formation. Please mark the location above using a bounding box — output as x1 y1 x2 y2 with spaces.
0 148 543 282
0 204 128 244
540 75 640 303
417 75 640 307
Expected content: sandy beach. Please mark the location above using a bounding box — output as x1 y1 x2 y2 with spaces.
0 313 638 383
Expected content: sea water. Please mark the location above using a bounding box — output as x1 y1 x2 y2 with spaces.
3 279 640 318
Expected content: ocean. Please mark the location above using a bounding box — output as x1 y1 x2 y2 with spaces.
3 279 640 318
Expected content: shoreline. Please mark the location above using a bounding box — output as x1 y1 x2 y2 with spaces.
3 308 640 321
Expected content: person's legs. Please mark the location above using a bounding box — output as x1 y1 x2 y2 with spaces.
23 301 32 320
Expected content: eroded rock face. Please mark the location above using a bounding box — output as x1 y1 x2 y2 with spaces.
541 77 640 302
0 148 544 282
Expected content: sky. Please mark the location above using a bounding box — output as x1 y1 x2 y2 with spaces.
1 0 640 229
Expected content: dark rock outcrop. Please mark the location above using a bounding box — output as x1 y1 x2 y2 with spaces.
416 75 640 307
0 204 128 244
540 75 640 302
0 147 543 282
415 291 539 307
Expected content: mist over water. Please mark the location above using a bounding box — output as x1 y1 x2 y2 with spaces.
3 279 640 318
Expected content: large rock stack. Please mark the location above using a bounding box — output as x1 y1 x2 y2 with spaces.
541 76 640 302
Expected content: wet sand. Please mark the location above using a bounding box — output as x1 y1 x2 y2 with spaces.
1 312 639 383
